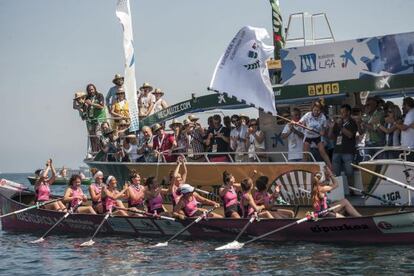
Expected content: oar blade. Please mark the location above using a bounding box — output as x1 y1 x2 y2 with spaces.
215 241 244 251
30 237 45 244
80 240 95 247
150 242 168 248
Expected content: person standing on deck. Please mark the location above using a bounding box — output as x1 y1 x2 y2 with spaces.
230 114 249 162
205 114 230 162
182 119 205 162
152 88 168 113
152 123 177 162
328 104 358 194
106 74 124 110
360 97 385 158
281 108 305 162
397 97 414 161
110 87 130 129
85 83 106 154
137 82 155 119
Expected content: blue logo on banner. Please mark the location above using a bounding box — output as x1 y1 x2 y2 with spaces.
340 48 356 68
300 54 317 72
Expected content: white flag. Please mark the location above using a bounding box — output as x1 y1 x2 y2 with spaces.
210 26 276 115
116 0 139 131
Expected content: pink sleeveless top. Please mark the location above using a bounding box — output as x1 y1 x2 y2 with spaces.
104 193 117 212
90 183 103 203
171 185 182 206
36 182 50 201
128 184 144 206
221 186 238 208
314 193 328 212
147 193 163 213
253 191 271 206
183 196 199 217
70 186 84 208
240 192 255 218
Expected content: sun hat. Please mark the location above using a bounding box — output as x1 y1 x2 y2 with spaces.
139 82 153 91
93 171 103 179
169 119 183 129
74 91 87 100
153 88 164 95
183 119 194 127
152 123 163 132
188 114 199 122
179 184 195 194
239 114 250 121
116 88 125 94
112 74 124 84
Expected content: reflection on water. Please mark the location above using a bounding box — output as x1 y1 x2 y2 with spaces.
1 173 414 274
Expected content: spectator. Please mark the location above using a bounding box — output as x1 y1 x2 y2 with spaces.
205 114 230 162
170 119 186 154
101 128 122 162
152 88 168 113
397 97 414 161
299 101 332 168
188 114 205 138
138 82 155 119
110 87 130 128
281 108 305 162
73 92 87 120
137 126 155 162
379 104 402 158
328 104 358 193
152 123 177 162
239 114 250 126
248 118 266 161
360 97 385 156
223 116 232 130
116 119 130 139
230 114 248 162
85 83 106 154
106 74 124 110
122 134 139 162
183 119 205 161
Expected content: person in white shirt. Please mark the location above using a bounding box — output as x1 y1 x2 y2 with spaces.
397 97 414 161
122 134 139 162
230 115 248 162
247 118 266 161
299 101 332 168
137 82 156 119
152 88 168 113
281 108 305 162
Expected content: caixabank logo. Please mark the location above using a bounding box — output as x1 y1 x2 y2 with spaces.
300 53 317 72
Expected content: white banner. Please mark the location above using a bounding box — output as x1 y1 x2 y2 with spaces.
210 26 276 115
116 0 139 131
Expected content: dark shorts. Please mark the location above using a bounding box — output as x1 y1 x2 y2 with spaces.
148 207 165 214
305 136 321 145
186 210 204 218
224 204 240 218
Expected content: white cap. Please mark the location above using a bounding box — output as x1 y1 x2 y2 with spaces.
179 184 195 194
106 175 115 185
93 171 103 179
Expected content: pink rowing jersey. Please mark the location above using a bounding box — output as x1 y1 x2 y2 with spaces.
128 184 144 206
36 182 50 202
70 186 84 208
240 192 255 218
314 193 328 213
183 196 199 217
90 183 103 203
147 193 163 213
253 191 271 206
171 185 182 206
221 186 238 208
104 195 117 212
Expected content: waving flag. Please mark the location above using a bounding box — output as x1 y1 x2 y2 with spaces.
269 0 285 59
116 0 139 131
210 26 276 115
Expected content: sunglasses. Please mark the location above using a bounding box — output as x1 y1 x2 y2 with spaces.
249 124 257 127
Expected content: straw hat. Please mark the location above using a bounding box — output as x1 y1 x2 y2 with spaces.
169 119 183 129
183 119 194 127
152 123 163 132
153 88 164 95
118 119 129 126
112 74 124 84
116 87 125 94
239 114 250 121
74 91 87 100
188 114 199 122
139 82 153 91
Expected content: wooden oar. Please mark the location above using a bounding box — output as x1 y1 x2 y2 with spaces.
348 186 399 206
215 213 258 251
276 114 319 134
115 207 176 221
351 163 414 192
151 207 216 248
30 201 83 244
215 204 341 250
0 198 61 219
80 212 111 247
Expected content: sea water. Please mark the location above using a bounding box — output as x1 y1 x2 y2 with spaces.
0 173 413 275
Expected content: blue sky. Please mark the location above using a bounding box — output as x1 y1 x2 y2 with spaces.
0 0 413 172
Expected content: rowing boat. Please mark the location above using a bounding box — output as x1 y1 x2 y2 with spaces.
27 176 92 186
1 179 414 244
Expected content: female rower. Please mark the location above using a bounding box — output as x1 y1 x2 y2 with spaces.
219 171 241 218
311 166 362 218
240 178 273 219
144 176 169 215
173 184 222 219
299 100 332 169
168 157 187 206
88 169 106 214
102 175 129 216
63 174 96 214
124 171 145 211
254 176 294 218
34 159 67 211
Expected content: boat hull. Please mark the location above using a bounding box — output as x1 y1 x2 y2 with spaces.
1 185 414 244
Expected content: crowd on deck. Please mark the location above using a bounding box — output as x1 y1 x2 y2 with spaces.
34 158 361 219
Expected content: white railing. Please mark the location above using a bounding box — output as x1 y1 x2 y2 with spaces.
357 146 414 161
